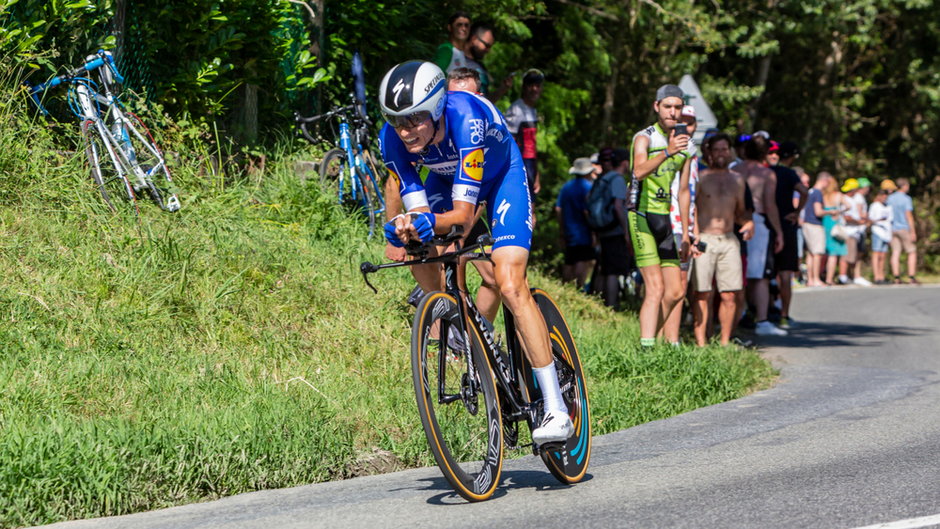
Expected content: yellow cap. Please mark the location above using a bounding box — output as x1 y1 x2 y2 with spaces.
880 179 898 191
841 178 859 193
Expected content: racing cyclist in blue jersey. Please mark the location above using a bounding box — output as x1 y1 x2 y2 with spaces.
378 60 573 444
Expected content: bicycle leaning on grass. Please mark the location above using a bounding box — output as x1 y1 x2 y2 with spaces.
25 50 180 213
295 95 386 237
360 226 591 501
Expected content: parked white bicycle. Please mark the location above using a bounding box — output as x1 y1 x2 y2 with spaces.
26 49 180 213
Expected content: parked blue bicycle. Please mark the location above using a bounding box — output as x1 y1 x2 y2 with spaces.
25 49 180 213
295 53 384 237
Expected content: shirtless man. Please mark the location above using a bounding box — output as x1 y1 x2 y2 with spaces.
737 135 786 337
691 133 753 345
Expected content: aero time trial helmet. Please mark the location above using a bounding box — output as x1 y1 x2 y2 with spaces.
378 61 447 129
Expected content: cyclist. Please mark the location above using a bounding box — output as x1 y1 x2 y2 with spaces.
378 60 573 444
629 84 692 348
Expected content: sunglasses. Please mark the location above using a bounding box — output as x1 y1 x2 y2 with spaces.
384 110 432 129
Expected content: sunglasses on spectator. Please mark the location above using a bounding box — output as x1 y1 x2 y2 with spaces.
475 36 494 50
384 110 432 129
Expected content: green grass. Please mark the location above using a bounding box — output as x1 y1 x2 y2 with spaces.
0 72 774 527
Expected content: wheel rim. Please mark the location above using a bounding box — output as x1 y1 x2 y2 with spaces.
413 293 502 500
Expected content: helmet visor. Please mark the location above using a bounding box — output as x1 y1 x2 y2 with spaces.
383 110 432 129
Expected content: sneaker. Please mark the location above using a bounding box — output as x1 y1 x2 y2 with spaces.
853 276 873 287
531 411 574 445
837 275 850 285
909 276 921 285
755 320 788 336
875 279 890 285
779 316 795 329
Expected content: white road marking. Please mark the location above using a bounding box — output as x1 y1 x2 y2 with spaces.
849 513 940 529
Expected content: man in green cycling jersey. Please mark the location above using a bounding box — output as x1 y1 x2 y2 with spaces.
629 84 692 348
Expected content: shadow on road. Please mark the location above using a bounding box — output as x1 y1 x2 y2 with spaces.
417 470 595 505
755 321 932 349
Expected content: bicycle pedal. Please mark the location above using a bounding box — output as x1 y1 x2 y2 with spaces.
536 441 566 453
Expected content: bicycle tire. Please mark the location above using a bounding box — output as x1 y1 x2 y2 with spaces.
412 291 503 502
81 119 136 213
319 147 348 203
528 288 592 484
125 112 181 212
355 155 381 238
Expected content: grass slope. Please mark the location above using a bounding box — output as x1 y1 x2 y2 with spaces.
0 83 774 528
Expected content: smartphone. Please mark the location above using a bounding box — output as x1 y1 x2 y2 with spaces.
674 123 689 137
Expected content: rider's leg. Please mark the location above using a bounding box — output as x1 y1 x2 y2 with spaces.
470 259 501 323
491 245 572 443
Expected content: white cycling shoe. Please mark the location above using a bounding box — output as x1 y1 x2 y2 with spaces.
531 411 574 445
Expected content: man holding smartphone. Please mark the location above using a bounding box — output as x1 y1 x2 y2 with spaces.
629 84 693 348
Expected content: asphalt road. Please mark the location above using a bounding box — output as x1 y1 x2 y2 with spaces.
42 285 940 529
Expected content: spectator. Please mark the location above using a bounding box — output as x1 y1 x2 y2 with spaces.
663 105 700 345
446 67 481 93
821 176 848 286
886 177 919 284
629 84 693 347
801 172 830 287
738 135 786 336
837 178 872 286
691 133 753 346
770 141 808 328
592 148 631 308
432 12 472 73
868 181 895 284
505 69 544 199
462 22 511 101
555 157 596 288
793 166 811 282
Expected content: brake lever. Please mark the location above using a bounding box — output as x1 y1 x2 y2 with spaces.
360 262 379 294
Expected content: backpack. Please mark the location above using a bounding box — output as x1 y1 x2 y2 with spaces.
585 172 619 232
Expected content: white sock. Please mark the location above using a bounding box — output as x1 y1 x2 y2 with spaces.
533 364 568 416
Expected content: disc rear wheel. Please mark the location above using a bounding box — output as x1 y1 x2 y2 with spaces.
527 288 592 484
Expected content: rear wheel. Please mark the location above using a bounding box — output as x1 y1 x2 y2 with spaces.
527 288 592 484
412 292 503 501
82 119 135 213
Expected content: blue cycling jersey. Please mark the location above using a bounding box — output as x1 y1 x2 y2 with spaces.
380 91 533 250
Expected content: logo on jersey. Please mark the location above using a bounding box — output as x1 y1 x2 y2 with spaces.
461 148 484 181
469 119 485 145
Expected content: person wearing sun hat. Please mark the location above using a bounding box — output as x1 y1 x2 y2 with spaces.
555 157 597 287
837 178 871 286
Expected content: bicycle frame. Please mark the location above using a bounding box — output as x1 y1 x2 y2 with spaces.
361 234 542 442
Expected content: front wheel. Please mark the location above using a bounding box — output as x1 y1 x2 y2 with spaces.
319 147 348 203
529 288 592 484
412 292 503 502
81 119 136 213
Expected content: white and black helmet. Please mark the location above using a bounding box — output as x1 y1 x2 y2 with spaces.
378 60 447 128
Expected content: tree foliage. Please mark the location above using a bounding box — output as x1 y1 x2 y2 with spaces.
2 0 937 255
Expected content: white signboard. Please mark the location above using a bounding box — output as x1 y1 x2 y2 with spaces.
679 74 717 144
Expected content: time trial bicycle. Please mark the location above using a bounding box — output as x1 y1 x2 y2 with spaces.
25 50 180 213
360 225 591 501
